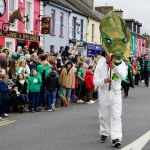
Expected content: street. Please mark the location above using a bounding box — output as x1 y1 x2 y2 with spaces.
0 82 150 150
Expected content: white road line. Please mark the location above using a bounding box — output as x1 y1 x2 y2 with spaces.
121 130 150 150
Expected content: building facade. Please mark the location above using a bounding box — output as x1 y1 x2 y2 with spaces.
0 0 40 52
44 2 71 53
69 12 87 55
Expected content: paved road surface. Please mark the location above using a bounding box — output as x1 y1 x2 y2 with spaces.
0 82 150 150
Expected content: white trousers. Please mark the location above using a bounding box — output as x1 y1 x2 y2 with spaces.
98 90 122 141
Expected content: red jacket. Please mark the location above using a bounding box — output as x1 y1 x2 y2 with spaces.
84 70 95 89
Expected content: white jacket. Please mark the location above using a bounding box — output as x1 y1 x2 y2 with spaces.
94 57 127 91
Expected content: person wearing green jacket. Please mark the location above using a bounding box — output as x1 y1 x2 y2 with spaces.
27 69 42 112
122 58 134 98
141 55 150 87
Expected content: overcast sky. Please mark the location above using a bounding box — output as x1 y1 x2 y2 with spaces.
94 0 150 35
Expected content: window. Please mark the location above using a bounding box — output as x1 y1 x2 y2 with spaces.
25 0 33 33
92 24 95 42
80 19 83 40
60 12 64 37
9 0 18 30
60 46 64 51
5 38 15 53
51 9 55 35
50 45 54 54
72 17 76 39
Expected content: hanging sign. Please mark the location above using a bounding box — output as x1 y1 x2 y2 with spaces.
41 17 50 34
2 23 9 34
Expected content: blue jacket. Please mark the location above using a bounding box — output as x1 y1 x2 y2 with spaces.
0 80 9 101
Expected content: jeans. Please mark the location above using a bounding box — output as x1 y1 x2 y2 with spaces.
39 85 46 106
144 71 150 86
19 94 29 102
61 87 71 102
135 74 140 85
0 101 7 117
30 92 40 109
47 91 57 110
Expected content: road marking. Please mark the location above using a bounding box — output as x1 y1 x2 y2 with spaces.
0 120 16 126
121 130 150 150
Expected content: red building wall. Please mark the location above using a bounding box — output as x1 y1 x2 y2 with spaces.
0 0 40 49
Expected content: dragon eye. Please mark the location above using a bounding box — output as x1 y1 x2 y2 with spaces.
107 39 111 44
123 38 127 43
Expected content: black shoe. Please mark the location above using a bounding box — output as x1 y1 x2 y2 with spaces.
112 139 121 148
35 108 41 112
100 135 108 143
124 94 127 98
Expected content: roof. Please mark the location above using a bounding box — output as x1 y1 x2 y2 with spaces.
48 0 86 16
66 0 104 21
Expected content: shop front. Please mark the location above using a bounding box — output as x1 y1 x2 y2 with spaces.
69 39 87 56
87 43 104 57
0 30 40 53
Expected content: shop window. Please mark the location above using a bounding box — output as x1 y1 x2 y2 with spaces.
72 17 76 39
60 12 64 37
5 38 15 53
51 9 55 35
9 0 18 31
80 19 83 40
25 0 33 33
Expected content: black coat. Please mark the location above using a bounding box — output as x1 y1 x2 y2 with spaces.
16 80 27 94
45 72 59 91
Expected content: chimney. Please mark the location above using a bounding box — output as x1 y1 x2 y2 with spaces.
95 6 113 15
114 9 123 18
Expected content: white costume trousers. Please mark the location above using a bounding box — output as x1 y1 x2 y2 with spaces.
99 90 122 141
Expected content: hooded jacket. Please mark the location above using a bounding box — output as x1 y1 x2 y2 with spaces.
84 70 95 89
45 71 59 91
37 60 52 81
27 69 42 92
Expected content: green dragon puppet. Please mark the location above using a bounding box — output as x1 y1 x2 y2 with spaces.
100 11 130 63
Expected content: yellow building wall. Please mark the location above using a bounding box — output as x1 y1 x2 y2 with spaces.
86 18 101 44
124 41 130 57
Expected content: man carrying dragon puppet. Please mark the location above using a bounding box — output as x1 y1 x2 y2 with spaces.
94 11 130 148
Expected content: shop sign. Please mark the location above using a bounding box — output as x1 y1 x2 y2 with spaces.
0 30 40 41
41 17 50 34
2 23 9 34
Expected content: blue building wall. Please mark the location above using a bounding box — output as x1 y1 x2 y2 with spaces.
44 3 70 53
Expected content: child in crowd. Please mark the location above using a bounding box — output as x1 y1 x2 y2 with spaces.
0 74 9 119
18 59 30 78
45 68 59 111
84 65 95 104
16 73 29 112
27 69 42 112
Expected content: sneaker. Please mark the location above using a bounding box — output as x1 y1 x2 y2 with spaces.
31 108 35 113
24 107 29 112
52 104 55 111
89 100 95 104
3 114 9 117
100 135 108 143
112 139 121 148
77 100 84 103
0 117 2 120
48 109 52 112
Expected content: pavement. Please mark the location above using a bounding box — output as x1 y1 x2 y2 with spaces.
0 82 150 150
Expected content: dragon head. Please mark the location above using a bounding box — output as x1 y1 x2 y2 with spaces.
100 11 130 63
